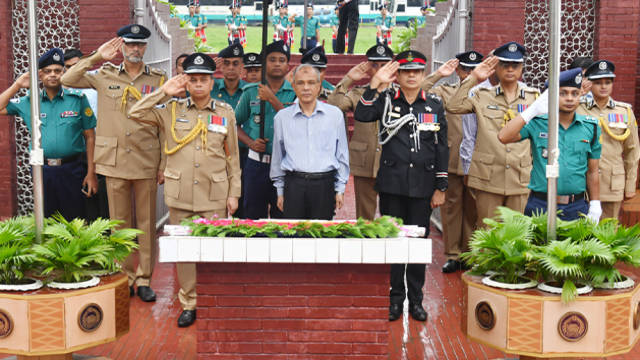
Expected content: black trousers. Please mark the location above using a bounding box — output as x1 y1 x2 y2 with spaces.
243 158 283 220
42 160 86 221
337 0 359 54
283 172 335 220
85 174 110 222
233 149 249 219
380 192 432 306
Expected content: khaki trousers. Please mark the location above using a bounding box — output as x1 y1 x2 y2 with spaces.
106 177 157 287
169 207 226 311
601 201 622 221
475 189 528 230
354 176 377 221
441 174 477 261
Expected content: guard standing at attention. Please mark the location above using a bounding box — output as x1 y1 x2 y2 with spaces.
327 44 394 220
420 51 482 273
61 26 168 302
498 68 602 222
446 42 539 228
577 60 640 221
355 51 448 322
271 1 291 44
289 3 322 50
130 53 240 328
0 48 98 221
375 4 394 46
235 40 297 219
211 43 247 218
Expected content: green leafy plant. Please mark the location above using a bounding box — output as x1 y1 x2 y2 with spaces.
0 217 37 285
32 214 140 283
462 207 535 284
392 20 418 53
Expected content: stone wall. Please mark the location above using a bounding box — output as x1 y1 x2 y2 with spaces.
155 1 194 77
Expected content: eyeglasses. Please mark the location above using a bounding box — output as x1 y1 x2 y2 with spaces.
498 62 522 70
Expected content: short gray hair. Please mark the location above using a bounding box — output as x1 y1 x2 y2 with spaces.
293 63 321 83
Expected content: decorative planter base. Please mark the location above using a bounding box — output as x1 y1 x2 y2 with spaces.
0 273 129 357
462 271 640 358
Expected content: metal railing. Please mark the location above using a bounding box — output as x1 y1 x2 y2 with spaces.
431 0 466 85
136 0 172 229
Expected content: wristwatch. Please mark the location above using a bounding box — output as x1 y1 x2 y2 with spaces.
336 192 344 195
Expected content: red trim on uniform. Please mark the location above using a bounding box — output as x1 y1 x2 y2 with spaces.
421 90 426 101
359 96 374 106
394 89 400 99
396 58 426 64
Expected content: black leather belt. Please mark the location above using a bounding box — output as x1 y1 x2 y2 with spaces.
306 37 317 40
44 154 82 167
287 170 335 180
532 191 586 205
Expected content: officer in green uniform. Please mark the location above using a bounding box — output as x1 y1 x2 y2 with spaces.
375 4 394 46
330 7 340 53
416 5 428 27
289 4 321 50
184 1 200 29
235 40 297 219
498 68 602 221
0 48 98 220
272 3 290 43
212 43 248 218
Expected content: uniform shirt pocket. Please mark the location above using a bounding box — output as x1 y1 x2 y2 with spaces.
164 168 181 198
469 151 494 180
140 138 161 169
482 111 504 132
520 157 532 184
94 135 118 166
105 89 123 111
574 141 591 164
610 164 625 191
348 141 368 168
210 169 229 201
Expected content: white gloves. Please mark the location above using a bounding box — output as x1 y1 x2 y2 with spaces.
381 25 388 31
587 200 602 223
277 25 286 31
521 89 549 124
231 24 237 30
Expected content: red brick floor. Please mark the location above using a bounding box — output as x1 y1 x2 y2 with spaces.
4 176 640 359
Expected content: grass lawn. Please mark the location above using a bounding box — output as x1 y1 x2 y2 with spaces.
203 24 404 54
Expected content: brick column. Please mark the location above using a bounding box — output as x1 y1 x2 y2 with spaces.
77 0 133 65
0 0 17 219
471 0 526 57
593 0 640 106
196 263 389 358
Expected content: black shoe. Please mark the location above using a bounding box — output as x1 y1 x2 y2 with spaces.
177 310 197 328
409 304 428 321
442 259 461 273
129 286 135 298
389 303 402 321
461 261 473 271
136 286 157 302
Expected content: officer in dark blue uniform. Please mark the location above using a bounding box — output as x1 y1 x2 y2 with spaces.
0 48 98 220
355 50 448 322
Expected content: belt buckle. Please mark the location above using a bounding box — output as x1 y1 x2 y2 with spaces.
47 158 61 166
557 195 570 205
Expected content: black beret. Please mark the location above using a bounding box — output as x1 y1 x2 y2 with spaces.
544 68 583 89
117 24 151 43
264 40 290 61
39 48 65 69
183 53 216 74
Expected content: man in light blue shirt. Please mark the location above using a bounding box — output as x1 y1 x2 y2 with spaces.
271 64 349 220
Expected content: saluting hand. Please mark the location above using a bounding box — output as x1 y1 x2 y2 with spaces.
371 61 399 91
347 62 371 81
98 38 123 61
161 74 189 96
431 189 445 209
471 56 498 82
580 78 592 97
285 66 296 84
15 72 30 89
213 57 224 72
436 59 459 78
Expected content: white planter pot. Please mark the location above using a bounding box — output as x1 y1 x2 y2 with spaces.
537 281 593 295
0 277 43 291
48 276 100 290
482 274 538 290
594 276 635 290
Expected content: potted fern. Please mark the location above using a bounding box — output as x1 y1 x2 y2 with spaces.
588 219 640 289
0 216 41 291
33 215 140 289
462 207 538 289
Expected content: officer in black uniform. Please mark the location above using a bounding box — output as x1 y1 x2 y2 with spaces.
355 50 448 322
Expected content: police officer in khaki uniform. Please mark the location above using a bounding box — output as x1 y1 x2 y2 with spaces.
60 25 168 302
130 53 240 327
327 44 394 220
577 60 640 220
420 51 482 273
446 42 538 228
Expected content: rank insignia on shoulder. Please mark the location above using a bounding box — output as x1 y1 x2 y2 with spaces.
88 70 99 75
9 98 19 104
539 133 548 138
109 85 120 90
428 94 442 101
155 104 166 109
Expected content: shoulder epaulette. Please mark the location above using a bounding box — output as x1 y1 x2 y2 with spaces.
615 101 632 109
216 100 235 114
523 87 540 94
579 96 588 104
441 82 453 87
155 104 167 109
66 89 85 97
102 62 117 70
579 115 598 124
477 86 493 92
150 68 166 76
427 93 442 102
243 82 260 90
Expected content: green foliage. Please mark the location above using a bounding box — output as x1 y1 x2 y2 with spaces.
0 217 37 285
155 0 179 17
392 20 418 53
32 214 140 283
